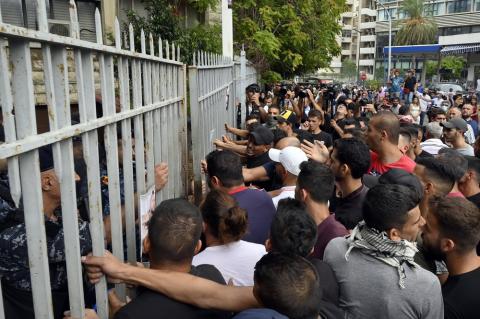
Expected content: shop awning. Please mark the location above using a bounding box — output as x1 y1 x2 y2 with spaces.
383 44 442 55
441 44 480 55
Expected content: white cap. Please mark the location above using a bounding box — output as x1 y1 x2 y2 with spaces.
268 146 308 176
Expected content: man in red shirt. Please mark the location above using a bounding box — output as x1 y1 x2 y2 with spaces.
366 111 416 175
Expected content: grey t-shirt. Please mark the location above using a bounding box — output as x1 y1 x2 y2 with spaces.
324 237 444 319
456 144 475 156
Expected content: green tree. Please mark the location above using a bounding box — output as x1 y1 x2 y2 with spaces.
394 0 437 45
125 0 221 64
441 56 466 79
425 60 438 79
233 0 345 81
341 58 357 81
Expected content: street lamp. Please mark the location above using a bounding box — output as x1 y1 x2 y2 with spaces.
374 0 392 84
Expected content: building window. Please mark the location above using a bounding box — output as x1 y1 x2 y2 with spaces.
378 8 397 21
475 0 480 10
446 0 472 13
342 30 352 37
443 26 470 35
424 3 444 15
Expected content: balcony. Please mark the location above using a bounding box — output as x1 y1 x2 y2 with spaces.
360 47 375 54
341 12 355 18
359 59 375 66
343 24 353 30
360 35 376 42
341 49 352 55
346 0 353 4
342 37 353 43
360 21 376 29
360 8 377 16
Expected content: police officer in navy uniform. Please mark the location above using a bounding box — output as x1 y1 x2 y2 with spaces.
0 146 92 319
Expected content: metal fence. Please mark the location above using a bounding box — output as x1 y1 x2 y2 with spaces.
0 0 187 318
189 49 258 203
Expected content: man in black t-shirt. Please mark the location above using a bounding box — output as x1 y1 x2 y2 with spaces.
114 199 229 319
307 109 333 151
403 70 417 106
422 197 480 319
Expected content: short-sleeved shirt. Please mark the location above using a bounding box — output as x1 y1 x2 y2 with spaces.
229 186 276 245
114 265 231 319
442 267 480 319
311 214 348 260
368 152 416 176
310 131 333 149
404 77 417 91
335 185 369 230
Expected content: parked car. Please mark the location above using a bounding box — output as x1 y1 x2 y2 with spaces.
429 82 466 94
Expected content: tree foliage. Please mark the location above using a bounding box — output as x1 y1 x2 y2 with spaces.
233 0 345 80
394 0 437 45
441 56 466 79
341 58 357 80
125 0 221 64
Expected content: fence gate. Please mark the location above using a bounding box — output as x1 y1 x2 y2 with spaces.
0 0 187 318
189 52 235 204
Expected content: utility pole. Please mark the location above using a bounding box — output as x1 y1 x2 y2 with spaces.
222 0 233 58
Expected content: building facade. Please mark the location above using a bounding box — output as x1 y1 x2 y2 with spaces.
375 0 480 84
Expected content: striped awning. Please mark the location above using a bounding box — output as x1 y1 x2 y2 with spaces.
441 44 480 55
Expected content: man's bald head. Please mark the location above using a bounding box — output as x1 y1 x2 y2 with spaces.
275 137 301 149
371 111 400 145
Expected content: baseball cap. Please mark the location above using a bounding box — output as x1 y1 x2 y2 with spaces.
38 145 54 172
250 126 274 145
274 110 297 126
441 118 468 132
268 146 308 176
246 83 261 93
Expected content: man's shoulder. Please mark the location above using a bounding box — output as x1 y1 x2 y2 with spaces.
114 288 198 319
324 236 349 260
234 188 274 204
192 264 227 285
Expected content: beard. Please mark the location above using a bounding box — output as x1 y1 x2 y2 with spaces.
421 234 446 262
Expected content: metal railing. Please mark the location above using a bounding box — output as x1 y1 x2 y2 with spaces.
0 0 187 318
189 49 257 203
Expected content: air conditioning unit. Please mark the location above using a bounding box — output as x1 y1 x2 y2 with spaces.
48 19 71 37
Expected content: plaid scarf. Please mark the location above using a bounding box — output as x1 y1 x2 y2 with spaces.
345 221 418 289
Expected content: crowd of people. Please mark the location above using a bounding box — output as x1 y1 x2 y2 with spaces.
1 75 480 319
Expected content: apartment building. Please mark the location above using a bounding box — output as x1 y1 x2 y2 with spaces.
375 0 480 82
328 0 377 80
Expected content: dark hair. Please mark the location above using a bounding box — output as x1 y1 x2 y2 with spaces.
272 128 288 144
399 127 412 144
206 150 244 188
429 196 480 252
270 199 317 257
333 138 371 179
363 184 420 232
399 105 409 116
372 111 400 144
400 124 419 140
307 109 323 121
148 199 202 263
436 149 468 182
297 161 334 203
416 157 455 195
254 252 320 319
464 156 480 183
200 189 248 244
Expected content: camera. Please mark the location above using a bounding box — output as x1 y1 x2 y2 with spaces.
298 90 307 99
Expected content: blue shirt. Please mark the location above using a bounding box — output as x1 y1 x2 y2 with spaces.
467 119 478 137
230 186 276 245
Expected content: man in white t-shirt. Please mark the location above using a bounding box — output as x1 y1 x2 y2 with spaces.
268 146 308 208
417 90 431 126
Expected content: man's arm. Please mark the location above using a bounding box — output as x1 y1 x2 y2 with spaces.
225 123 249 138
82 253 258 312
243 165 268 183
